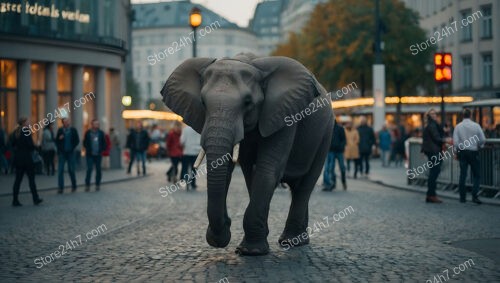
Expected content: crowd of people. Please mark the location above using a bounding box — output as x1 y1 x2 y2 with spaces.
0 117 119 206
324 108 491 205
422 108 486 204
323 115 407 191
1 108 495 207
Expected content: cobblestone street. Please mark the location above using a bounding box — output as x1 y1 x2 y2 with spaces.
1 161 499 282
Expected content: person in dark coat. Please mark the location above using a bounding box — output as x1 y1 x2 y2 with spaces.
11 117 43 206
55 118 80 193
83 119 107 191
357 116 375 176
323 118 347 191
126 121 150 175
422 108 447 203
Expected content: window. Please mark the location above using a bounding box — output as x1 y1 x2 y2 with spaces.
461 55 472 89
441 24 447 46
147 82 152 99
460 10 472 42
160 64 165 77
482 53 493 87
481 5 492 39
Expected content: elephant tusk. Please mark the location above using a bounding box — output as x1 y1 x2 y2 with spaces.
232 143 240 163
193 148 206 169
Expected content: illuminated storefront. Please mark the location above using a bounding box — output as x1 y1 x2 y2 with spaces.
0 0 131 140
332 96 476 129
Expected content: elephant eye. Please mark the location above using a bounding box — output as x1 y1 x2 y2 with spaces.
243 95 252 107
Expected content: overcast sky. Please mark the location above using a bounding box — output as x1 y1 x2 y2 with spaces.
131 0 261 27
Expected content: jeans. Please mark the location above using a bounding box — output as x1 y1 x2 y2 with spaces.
58 151 77 190
458 150 480 201
128 150 146 174
181 155 198 187
85 155 102 186
380 149 390 167
330 152 346 187
13 165 40 203
42 150 55 175
167 156 181 179
359 153 371 174
425 152 442 197
323 153 335 186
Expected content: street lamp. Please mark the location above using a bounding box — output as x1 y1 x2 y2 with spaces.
189 6 202 58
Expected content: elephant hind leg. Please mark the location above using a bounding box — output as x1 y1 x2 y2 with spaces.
279 134 330 249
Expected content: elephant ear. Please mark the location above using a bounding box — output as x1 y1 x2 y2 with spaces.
161 57 216 133
252 56 327 137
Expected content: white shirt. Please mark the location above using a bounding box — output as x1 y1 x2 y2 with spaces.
180 126 201 156
453 119 486 151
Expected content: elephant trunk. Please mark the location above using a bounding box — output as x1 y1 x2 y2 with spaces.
203 118 235 245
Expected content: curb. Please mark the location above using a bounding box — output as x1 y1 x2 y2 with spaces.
363 178 500 207
0 173 150 197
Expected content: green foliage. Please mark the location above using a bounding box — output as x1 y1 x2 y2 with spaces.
273 0 435 96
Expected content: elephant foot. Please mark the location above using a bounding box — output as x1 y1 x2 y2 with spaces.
206 219 231 248
235 237 269 256
278 230 310 249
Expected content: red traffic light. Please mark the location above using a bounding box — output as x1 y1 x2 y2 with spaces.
434 53 452 82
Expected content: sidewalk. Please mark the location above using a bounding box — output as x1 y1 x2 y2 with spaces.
0 165 149 197
361 160 500 206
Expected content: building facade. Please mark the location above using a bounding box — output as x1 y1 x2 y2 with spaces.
402 0 499 100
132 1 259 109
0 0 131 139
249 0 285 55
280 0 326 42
404 0 500 127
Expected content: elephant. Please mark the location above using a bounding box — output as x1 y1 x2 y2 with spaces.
161 53 334 256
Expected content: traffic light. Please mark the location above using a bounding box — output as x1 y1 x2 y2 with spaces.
434 53 452 82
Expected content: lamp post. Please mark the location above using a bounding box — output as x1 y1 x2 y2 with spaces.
189 7 202 58
372 0 386 132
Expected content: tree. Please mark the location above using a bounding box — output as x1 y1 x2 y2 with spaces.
273 0 435 116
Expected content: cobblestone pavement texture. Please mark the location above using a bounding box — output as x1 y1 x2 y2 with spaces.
1 161 499 282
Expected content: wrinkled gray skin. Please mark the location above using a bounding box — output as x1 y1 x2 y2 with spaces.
161 53 333 256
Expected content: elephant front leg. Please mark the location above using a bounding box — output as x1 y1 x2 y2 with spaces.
236 127 295 256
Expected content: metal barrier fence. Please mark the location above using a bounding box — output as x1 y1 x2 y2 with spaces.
407 138 500 198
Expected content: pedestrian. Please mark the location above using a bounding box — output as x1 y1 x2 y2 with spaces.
378 125 392 167
126 121 150 175
40 123 56 175
180 124 201 190
357 116 375 176
11 117 43 206
393 124 407 167
323 118 347 191
166 121 182 182
421 108 446 203
453 108 486 204
109 128 122 169
344 122 360 178
83 119 107 192
55 118 79 193
101 132 111 169
0 126 8 175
